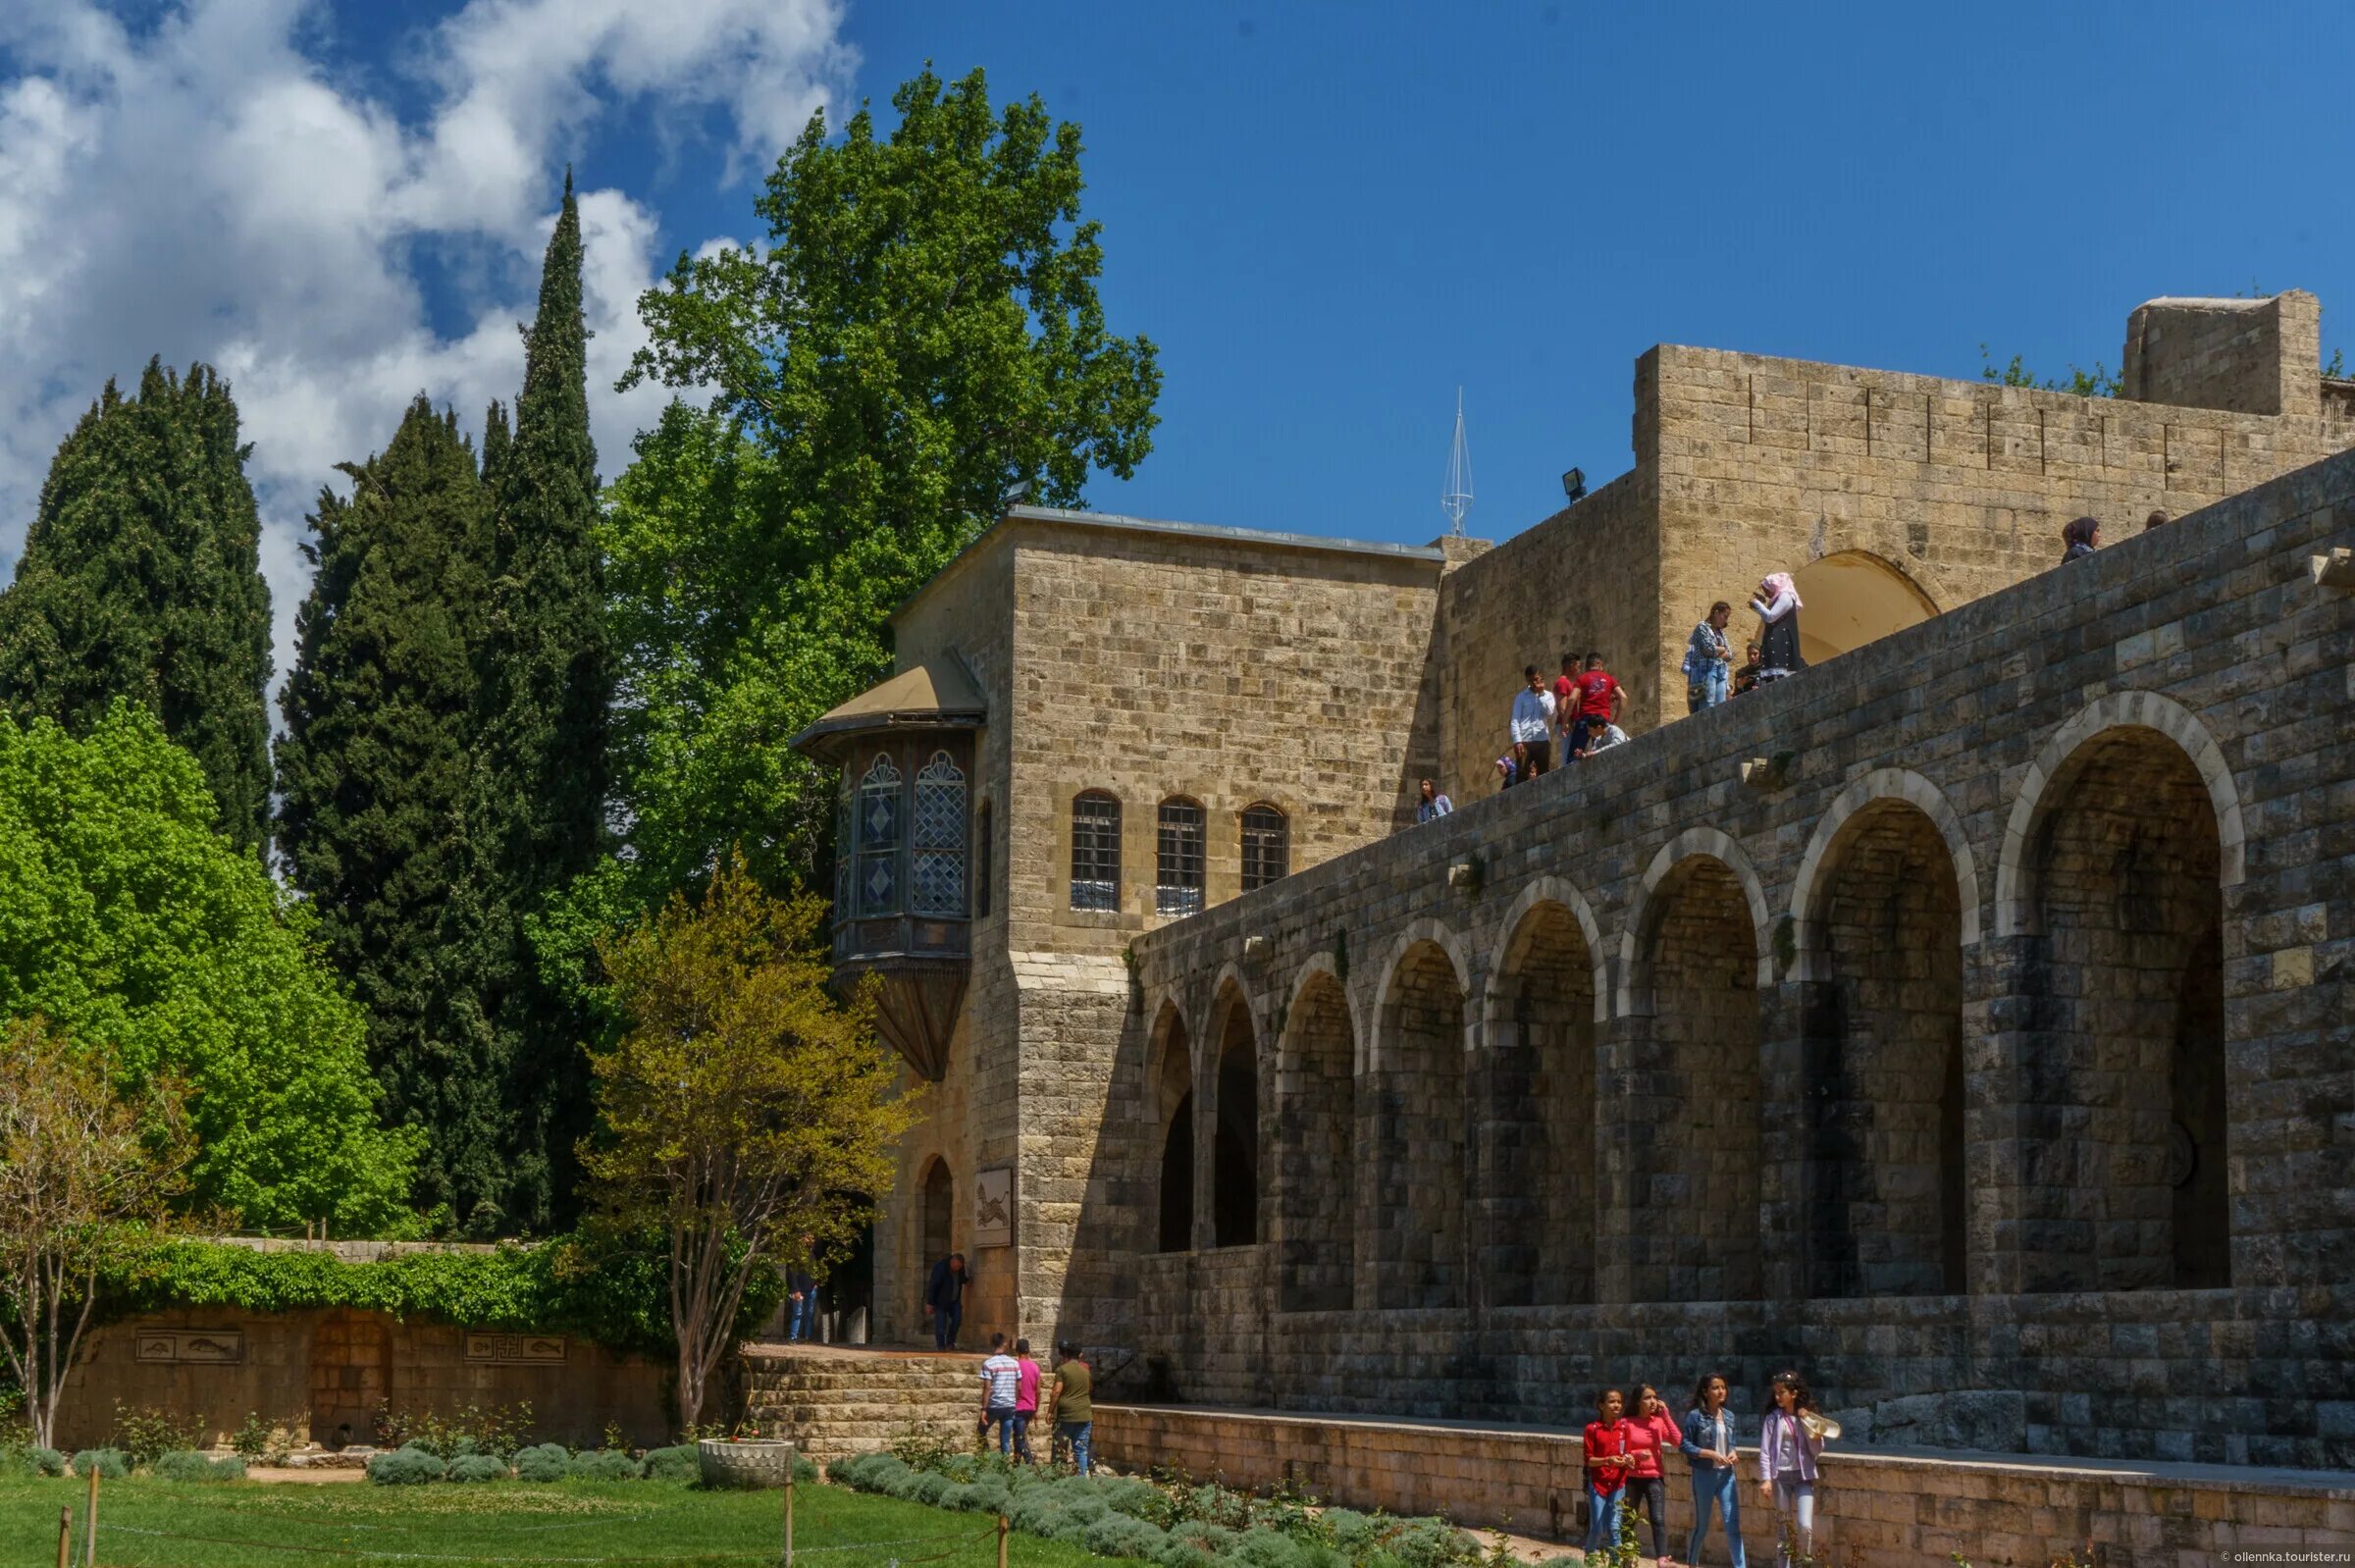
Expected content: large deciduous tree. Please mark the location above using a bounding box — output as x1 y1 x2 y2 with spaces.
275 397 503 1230
577 66 1159 944
0 360 273 852
0 705 419 1232
580 860 913 1430
0 1019 192 1451
473 177 611 1232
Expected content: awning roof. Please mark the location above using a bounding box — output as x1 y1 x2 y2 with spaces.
790 655 986 758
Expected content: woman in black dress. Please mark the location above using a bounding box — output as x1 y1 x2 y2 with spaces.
1750 573 1806 684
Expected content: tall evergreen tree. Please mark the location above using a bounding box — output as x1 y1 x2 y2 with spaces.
475 176 609 1229
0 361 273 851
276 397 505 1228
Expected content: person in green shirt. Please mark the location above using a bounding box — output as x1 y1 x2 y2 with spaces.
1045 1340 1093 1474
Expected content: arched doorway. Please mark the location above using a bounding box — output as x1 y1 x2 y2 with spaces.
1276 967 1356 1311
1212 992 1260 1247
2016 726 2228 1290
1482 898 1599 1306
1789 551 1938 666
1370 937 1468 1310
1626 855 1762 1302
919 1159 954 1271
1153 1007 1195 1253
1799 800 1967 1297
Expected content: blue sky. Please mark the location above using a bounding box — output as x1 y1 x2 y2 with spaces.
1 0 2348 656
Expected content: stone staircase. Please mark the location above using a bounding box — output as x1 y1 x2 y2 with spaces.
741 1343 981 1461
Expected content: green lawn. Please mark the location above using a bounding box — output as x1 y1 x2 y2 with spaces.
4 1471 1134 1568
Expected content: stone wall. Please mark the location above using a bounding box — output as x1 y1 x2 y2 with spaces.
59 1306 670 1451
1100 443 2355 1467
1091 1404 2355 1565
2123 290 2323 417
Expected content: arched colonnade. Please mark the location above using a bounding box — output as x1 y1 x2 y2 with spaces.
1141 694 2247 1310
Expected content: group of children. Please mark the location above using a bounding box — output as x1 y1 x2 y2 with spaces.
1580 1370 1827 1568
975 1333 1096 1474
1502 652 1629 788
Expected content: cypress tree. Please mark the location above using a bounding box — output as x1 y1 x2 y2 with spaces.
0 361 273 851
276 397 505 1228
475 175 610 1229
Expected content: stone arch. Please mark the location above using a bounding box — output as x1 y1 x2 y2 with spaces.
1997 714 2230 1292
1275 959 1357 1312
1207 975 1262 1247
1793 795 1969 1298
1375 917 1476 1056
1619 827 1773 1014
1149 1001 1195 1253
1485 875 1610 1025
1478 886 1602 1306
1367 929 1471 1309
1619 845 1765 1303
1790 549 1941 666
1995 691 2245 938
1789 768 1981 978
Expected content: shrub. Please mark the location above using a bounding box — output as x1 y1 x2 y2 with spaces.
1156 1539 1219 1568
1383 1520 1475 1568
794 1452 819 1485
153 1451 244 1483
1010 1494 1069 1536
447 1454 510 1483
513 1442 572 1483
907 1470 953 1507
230 1413 272 1462
23 1448 67 1478
1098 1476 1162 1520
835 1452 909 1491
109 1404 204 1467
968 1477 1014 1515
1232 1527 1309 1568
1060 1493 1112 1525
568 1449 638 1482
1172 1522 1236 1555
1322 1512 1377 1550
641 1445 699 1483
1048 1510 1102 1548
938 1482 981 1512
71 1449 129 1481
367 1448 445 1486
1086 1513 1168 1560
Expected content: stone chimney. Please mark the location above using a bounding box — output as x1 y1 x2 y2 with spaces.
2120 290 2321 417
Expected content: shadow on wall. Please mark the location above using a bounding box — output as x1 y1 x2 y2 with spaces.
1790 551 1938 668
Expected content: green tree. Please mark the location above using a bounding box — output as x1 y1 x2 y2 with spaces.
1979 343 2121 398
474 177 610 1231
0 1019 193 1450
0 705 419 1231
0 360 273 852
584 66 1159 941
580 859 915 1430
275 397 504 1229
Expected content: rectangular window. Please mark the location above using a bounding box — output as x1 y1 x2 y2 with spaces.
1071 793 1121 911
1241 805 1288 893
1157 799 1205 917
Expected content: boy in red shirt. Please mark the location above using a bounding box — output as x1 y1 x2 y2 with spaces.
1564 651 1623 759
1583 1387 1635 1553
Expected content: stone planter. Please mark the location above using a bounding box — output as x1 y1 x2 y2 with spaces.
698 1437 796 1489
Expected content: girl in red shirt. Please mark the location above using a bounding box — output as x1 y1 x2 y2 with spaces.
1582 1387 1634 1553
1624 1384 1685 1566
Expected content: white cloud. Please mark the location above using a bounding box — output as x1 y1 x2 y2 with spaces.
0 0 852 692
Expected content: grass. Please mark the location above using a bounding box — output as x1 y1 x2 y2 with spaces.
3 1470 1146 1568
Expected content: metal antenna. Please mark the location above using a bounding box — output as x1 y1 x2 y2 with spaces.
1440 388 1473 537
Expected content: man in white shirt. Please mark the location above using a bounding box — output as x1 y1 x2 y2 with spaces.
1509 665 1555 776
978 1333 1021 1456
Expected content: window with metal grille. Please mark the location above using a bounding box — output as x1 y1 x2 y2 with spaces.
1071 792 1122 911
975 801 992 918
1157 798 1206 916
1240 804 1288 892
855 754 903 915
910 751 967 915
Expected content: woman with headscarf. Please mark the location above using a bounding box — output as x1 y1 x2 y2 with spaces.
2062 515 2101 561
1749 573 1806 685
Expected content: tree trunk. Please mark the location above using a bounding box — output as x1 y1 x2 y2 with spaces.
677 1338 705 1433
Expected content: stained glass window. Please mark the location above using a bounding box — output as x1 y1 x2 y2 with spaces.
911 752 968 915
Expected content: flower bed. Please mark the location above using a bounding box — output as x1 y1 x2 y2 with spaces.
827 1451 1480 1568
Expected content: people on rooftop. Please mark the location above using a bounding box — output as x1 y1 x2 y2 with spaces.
1416 778 1453 822
2062 515 2101 561
1750 575 1806 685
1683 601 1734 713
1563 651 1624 758
1510 665 1555 776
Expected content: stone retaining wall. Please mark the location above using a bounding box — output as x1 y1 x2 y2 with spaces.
1093 1404 2355 1565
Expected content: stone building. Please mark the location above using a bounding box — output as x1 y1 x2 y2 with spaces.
793 291 2355 1468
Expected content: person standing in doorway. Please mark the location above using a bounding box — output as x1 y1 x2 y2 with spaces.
1510 665 1555 776
1047 1340 1094 1475
1751 575 1806 685
923 1251 968 1350
1564 652 1625 758
1416 778 1453 823
1758 1370 1826 1568
1583 1387 1635 1554
1681 1372 1747 1568
1625 1384 1684 1566
785 1233 819 1342
1011 1338 1042 1463
977 1333 1021 1456
1684 601 1734 712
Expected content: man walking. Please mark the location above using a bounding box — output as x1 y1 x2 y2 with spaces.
923 1251 968 1350
978 1333 1022 1456
1563 651 1624 759
1510 665 1555 776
